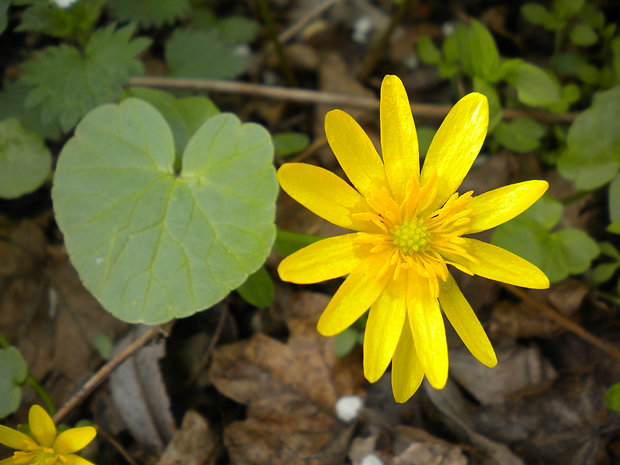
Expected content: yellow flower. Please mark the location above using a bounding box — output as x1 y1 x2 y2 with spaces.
0 405 96 465
277 75 550 402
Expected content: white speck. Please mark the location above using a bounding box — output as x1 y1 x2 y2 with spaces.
352 16 373 44
361 454 383 465
95 257 104 266
234 44 250 57
335 395 363 422
50 0 79 8
442 21 456 37
404 53 419 70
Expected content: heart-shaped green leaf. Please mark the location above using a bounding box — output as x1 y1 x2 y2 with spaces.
53 99 277 323
0 346 27 419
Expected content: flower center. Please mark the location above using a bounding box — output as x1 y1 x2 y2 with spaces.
391 217 430 254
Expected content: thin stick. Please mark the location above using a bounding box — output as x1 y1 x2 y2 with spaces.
279 0 341 43
503 284 620 362
358 0 414 82
53 325 169 424
128 76 578 123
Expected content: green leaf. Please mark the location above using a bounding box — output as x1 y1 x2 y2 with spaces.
92 333 114 360
558 85 620 190
17 0 104 41
273 228 322 256
609 221 620 234
600 242 620 259
492 195 598 283
592 262 619 284
456 20 500 82
332 328 359 358
236 266 275 308
501 59 562 107
521 3 551 27
553 0 584 20
217 16 260 44
570 23 598 46
52 99 278 324
552 51 588 77
0 118 52 199
605 382 620 412
580 2 605 29
0 80 62 140
107 0 190 27
20 24 150 131
0 0 10 35
122 87 219 155
493 117 545 153
0 346 28 419
417 35 441 64
166 28 248 80
273 132 310 158
473 77 502 131
609 173 620 224
417 127 436 159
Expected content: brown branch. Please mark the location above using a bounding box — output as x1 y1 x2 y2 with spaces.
53 324 171 424
128 76 577 123
503 284 620 362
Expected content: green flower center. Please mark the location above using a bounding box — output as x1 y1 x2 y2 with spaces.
391 218 431 254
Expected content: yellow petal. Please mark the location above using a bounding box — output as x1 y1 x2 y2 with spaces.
53 427 96 454
406 276 448 389
455 238 550 289
0 457 17 465
325 110 388 198
278 234 367 284
391 315 424 403
380 75 419 202
468 180 549 234
317 252 391 336
277 163 374 232
363 275 407 383
439 274 497 367
63 455 97 465
0 425 37 451
28 405 56 447
420 93 488 210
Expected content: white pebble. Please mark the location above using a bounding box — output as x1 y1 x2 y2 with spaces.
335 395 363 422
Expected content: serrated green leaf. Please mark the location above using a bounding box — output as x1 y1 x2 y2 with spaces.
52 99 278 324
108 0 190 27
417 35 441 64
570 23 598 46
273 227 322 256
218 16 260 44
493 117 545 153
166 28 248 80
17 0 104 41
237 266 274 308
606 382 620 412
592 262 619 284
609 173 620 223
273 132 310 158
0 80 62 140
122 87 219 155
332 328 359 358
20 24 150 131
0 346 28 419
558 85 620 190
0 118 52 199
455 20 500 82
501 59 562 107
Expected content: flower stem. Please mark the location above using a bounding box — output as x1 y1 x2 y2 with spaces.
257 0 297 87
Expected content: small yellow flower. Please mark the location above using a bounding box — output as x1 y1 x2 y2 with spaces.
0 405 96 465
277 75 550 402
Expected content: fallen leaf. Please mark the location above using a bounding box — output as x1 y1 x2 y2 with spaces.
158 410 218 465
